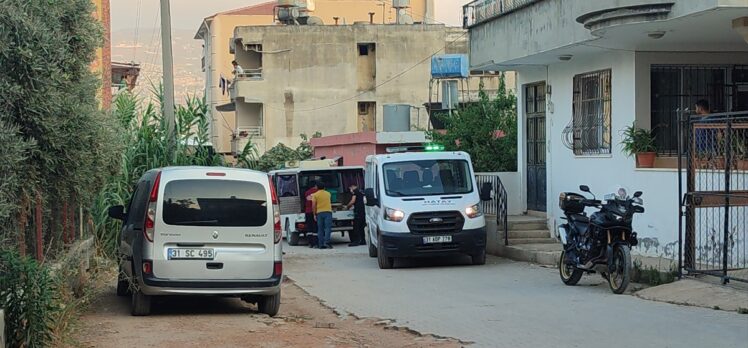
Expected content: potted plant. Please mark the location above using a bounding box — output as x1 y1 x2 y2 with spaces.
621 123 657 168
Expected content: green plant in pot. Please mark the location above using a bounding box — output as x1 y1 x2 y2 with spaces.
621 123 657 168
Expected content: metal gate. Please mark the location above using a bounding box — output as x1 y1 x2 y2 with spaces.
678 111 748 284
526 83 547 212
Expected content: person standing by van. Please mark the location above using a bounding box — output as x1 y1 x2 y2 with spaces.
345 183 366 246
304 181 319 248
312 182 333 249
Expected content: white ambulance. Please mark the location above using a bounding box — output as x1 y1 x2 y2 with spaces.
364 150 489 269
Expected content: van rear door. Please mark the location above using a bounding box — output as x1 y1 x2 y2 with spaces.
152 169 274 280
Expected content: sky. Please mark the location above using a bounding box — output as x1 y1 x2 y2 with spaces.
111 0 466 32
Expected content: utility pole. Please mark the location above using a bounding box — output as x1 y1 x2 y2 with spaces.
160 0 176 148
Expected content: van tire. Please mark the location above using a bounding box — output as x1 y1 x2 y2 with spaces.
116 267 130 297
258 292 281 317
471 249 486 265
131 288 151 316
377 234 394 269
289 232 300 246
368 235 377 258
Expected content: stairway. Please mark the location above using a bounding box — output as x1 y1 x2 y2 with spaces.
498 215 562 266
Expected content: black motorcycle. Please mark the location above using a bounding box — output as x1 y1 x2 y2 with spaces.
557 185 644 294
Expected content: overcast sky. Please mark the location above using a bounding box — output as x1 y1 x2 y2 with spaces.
111 0 466 33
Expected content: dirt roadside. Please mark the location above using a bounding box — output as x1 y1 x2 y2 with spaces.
73 275 464 348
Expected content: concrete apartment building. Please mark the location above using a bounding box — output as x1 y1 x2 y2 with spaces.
228 23 503 155
195 0 438 155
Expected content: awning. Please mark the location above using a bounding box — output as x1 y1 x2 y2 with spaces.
216 102 235 112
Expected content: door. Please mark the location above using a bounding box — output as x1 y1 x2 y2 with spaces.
526 83 547 212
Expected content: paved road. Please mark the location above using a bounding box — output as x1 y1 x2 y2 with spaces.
284 237 748 348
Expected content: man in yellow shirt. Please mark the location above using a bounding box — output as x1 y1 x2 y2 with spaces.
311 182 333 249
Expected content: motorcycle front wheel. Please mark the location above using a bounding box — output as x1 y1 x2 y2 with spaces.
559 250 583 285
607 244 632 294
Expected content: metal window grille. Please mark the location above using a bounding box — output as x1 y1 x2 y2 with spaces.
571 69 612 155
651 65 748 156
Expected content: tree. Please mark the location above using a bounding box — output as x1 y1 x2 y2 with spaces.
255 132 322 172
427 75 518 172
0 0 119 251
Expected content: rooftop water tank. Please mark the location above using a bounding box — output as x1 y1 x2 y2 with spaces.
383 104 411 132
431 54 469 79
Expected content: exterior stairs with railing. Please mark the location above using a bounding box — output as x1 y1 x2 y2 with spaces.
496 214 562 266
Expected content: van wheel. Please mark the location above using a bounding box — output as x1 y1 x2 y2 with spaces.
368 234 377 258
289 232 300 246
131 287 151 316
471 249 486 265
377 234 394 269
116 266 130 297
258 292 281 317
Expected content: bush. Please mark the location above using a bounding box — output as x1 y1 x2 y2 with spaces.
0 249 58 347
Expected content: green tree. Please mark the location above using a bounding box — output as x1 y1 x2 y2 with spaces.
427 75 518 172
0 0 119 251
256 132 322 172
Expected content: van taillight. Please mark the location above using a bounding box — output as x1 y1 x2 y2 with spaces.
273 261 282 277
144 172 161 243
270 176 281 244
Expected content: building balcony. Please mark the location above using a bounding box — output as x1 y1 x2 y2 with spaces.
463 0 544 28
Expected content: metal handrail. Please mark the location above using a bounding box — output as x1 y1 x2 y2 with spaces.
237 68 263 80
463 0 544 28
475 173 509 245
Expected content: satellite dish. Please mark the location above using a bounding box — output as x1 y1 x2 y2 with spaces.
401 14 414 25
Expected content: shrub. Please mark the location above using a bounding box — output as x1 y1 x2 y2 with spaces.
0 249 58 347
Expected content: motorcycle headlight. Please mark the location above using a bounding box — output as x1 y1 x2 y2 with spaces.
384 207 405 222
465 204 482 219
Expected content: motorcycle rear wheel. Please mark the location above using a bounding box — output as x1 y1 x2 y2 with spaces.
607 244 632 294
559 250 583 285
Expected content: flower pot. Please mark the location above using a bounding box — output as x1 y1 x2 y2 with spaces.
636 152 656 168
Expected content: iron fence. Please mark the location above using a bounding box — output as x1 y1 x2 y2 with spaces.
678 110 748 284
463 0 544 28
475 173 509 245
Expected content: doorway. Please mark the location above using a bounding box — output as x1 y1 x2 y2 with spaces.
525 83 547 212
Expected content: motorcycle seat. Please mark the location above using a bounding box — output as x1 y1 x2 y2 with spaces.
570 215 590 223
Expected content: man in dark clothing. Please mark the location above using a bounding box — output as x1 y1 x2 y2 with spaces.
304 181 319 248
345 183 366 246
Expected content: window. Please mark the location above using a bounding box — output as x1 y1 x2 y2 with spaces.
276 175 298 198
382 160 473 197
650 65 747 156
572 69 612 155
358 102 368 115
358 43 370 56
162 180 268 227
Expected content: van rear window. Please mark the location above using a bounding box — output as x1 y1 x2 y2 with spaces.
162 180 268 227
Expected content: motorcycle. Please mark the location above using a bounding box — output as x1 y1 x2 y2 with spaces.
557 185 644 294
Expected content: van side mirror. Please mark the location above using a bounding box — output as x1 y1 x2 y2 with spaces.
364 188 378 206
579 185 590 193
634 191 643 198
108 205 126 221
479 182 493 201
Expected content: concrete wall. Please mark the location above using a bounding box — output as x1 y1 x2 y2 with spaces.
468 0 724 68
234 24 446 151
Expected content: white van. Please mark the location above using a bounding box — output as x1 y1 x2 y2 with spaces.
364 151 488 269
107 167 283 316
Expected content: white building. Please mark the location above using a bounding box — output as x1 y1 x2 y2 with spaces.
465 0 748 258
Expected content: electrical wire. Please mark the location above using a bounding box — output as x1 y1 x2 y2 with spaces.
132 0 143 61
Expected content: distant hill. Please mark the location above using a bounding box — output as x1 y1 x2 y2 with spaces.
112 27 204 103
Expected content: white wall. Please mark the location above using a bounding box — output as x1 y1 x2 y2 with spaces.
476 172 523 216
515 51 688 258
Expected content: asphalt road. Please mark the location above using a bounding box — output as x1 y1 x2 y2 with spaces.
284 236 748 348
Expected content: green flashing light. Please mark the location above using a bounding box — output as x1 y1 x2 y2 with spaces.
424 143 445 152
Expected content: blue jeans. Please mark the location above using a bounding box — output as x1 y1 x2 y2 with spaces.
316 212 333 248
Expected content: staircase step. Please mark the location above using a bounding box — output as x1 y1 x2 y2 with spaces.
507 221 548 231
499 244 562 266
508 230 551 239
508 237 558 244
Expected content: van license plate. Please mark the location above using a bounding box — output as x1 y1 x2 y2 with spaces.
168 248 215 260
423 236 452 244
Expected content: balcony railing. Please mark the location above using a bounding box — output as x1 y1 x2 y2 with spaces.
236 126 263 138
463 0 544 28
237 68 263 80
